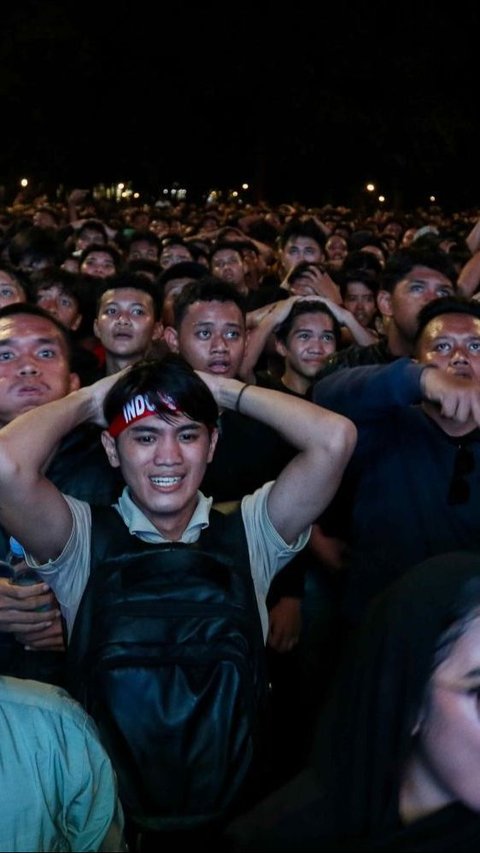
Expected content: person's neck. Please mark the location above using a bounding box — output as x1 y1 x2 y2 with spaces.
281 368 308 396
105 352 143 376
386 323 414 358
422 401 478 437
130 491 198 542
400 751 453 825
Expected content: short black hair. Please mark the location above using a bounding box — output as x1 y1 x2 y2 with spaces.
95 272 162 320
415 296 480 344
279 217 326 250
275 300 342 349
172 276 246 329
104 353 218 435
0 302 73 364
381 248 457 295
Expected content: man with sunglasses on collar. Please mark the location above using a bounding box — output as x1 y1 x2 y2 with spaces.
313 295 480 629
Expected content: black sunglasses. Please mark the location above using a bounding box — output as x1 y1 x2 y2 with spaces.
447 444 475 505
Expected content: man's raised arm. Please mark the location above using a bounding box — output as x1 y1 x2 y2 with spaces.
197 374 357 545
0 375 120 564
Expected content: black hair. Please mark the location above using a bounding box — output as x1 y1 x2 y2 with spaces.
382 248 457 295
0 261 31 299
79 243 124 271
415 295 480 344
172 276 247 329
279 217 326 250
77 219 108 243
275 300 342 349
339 271 379 301
157 261 207 289
95 272 162 320
103 353 218 434
0 302 73 363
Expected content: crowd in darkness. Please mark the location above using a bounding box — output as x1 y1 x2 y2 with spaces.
3 187 480 850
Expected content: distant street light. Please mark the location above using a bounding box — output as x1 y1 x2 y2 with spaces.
242 183 249 190
429 195 436 202
378 195 386 203
20 178 28 188
366 183 375 193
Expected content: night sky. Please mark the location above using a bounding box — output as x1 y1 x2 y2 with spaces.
2 1 480 209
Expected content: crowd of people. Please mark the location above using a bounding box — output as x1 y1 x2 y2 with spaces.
2 188 480 850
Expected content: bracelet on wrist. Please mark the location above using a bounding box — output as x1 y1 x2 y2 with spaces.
235 383 251 413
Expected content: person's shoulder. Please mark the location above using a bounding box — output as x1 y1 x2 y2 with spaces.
318 337 392 378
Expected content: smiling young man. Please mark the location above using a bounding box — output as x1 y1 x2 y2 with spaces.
0 352 355 638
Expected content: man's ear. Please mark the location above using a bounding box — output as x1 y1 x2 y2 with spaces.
151 320 164 342
70 313 83 332
377 289 393 319
207 427 219 463
275 338 288 359
69 372 81 392
101 430 121 468
163 326 179 352
93 317 100 339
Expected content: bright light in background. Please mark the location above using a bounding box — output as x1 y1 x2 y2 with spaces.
366 183 375 192
242 183 249 190
117 183 125 190
378 195 385 203
429 195 436 202
20 178 28 187
232 191 238 198
133 192 140 199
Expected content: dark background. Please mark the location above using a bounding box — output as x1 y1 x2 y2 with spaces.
1 1 479 210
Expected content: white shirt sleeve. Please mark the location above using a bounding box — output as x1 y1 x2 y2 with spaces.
25 495 92 637
241 482 310 642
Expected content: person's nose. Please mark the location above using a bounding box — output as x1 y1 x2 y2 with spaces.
210 332 227 352
115 311 132 326
450 345 469 364
18 357 40 376
153 435 182 466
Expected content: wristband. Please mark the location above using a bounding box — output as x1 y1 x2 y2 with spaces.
235 383 251 413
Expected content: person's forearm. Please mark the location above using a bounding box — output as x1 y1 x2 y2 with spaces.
213 377 350 457
457 251 480 297
313 359 423 421
0 387 94 484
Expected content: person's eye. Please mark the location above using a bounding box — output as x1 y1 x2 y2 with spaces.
288 247 299 254
322 334 335 343
469 341 480 352
0 351 14 361
132 308 146 316
60 297 73 308
196 330 211 340
433 342 451 352
410 284 424 293
0 287 14 297
136 434 155 444
38 348 56 358
105 307 118 316
225 330 240 340
179 431 198 443
438 287 453 297
297 332 310 340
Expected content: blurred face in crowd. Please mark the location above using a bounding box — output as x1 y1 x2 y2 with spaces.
35 285 82 331
165 299 246 379
0 313 79 425
343 281 377 328
81 250 117 279
282 236 325 273
94 287 161 361
0 270 27 309
415 312 480 382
